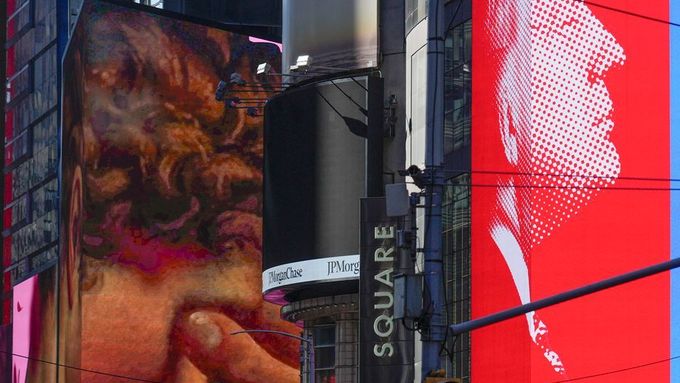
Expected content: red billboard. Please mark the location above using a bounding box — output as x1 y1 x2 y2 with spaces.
472 0 671 381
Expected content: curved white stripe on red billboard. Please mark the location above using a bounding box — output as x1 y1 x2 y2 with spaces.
472 0 671 381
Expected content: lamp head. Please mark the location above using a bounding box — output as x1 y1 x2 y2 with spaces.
295 55 312 69
257 62 272 75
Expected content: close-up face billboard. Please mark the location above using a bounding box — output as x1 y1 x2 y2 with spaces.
472 0 676 381
59 1 299 382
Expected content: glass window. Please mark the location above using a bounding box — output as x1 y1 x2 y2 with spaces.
6 0 33 43
10 142 58 200
313 324 336 383
406 0 427 32
10 208 57 264
443 173 470 382
6 64 32 106
12 45 58 133
32 110 58 153
4 130 30 167
3 194 29 230
29 244 58 275
11 160 31 198
444 19 471 158
11 0 56 69
31 178 58 221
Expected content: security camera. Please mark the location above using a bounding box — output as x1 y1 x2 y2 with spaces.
398 165 427 189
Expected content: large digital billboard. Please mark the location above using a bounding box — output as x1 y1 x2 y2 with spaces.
57 1 299 382
472 0 676 381
262 77 373 300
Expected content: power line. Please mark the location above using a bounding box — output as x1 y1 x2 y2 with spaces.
471 182 680 192
0 350 161 383
580 0 680 28
411 181 680 192
418 168 680 191
552 354 680 382
442 168 680 184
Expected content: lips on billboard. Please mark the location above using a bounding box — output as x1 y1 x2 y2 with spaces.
472 0 672 381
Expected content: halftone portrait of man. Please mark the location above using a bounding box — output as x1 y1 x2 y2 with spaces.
473 0 671 381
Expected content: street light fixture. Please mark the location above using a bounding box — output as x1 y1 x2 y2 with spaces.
295 54 312 70
257 62 272 75
289 54 347 73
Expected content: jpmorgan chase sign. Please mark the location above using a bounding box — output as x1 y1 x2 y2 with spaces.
262 254 360 293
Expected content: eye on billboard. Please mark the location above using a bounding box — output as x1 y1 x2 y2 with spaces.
472 0 674 381
59 1 298 382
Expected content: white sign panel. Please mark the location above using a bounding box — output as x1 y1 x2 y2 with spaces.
262 254 360 293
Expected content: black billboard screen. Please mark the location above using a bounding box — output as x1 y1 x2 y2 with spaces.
263 78 369 272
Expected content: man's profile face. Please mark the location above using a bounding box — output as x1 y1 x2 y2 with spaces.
494 0 626 247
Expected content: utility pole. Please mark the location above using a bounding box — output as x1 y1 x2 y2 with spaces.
422 0 446 378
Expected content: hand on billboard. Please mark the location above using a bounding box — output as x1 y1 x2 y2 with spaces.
173 310 299 383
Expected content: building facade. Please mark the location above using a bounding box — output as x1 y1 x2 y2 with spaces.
261 1 410 383
2 0 68 379
3 1 298 382
4 1 679 382
270 0 679 382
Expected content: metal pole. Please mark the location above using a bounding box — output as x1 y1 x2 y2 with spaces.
450 257 680 335
308 334 315 383
299 338 305 382
231 329 315 383
422 0 447 378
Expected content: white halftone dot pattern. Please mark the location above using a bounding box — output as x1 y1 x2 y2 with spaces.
526 0 625 249
491 0 625 251
487 0 625 375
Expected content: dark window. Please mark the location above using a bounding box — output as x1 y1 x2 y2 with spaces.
12 0 56 68
443 173 471 382
443 15 472 381
4 129 30 167
3 194 29 231
6 64 32 106
444 19 471 158
6 0 33 47
313 324 336 383
11 45 58 134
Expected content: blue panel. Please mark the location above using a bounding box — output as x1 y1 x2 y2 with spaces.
671 0 680 380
